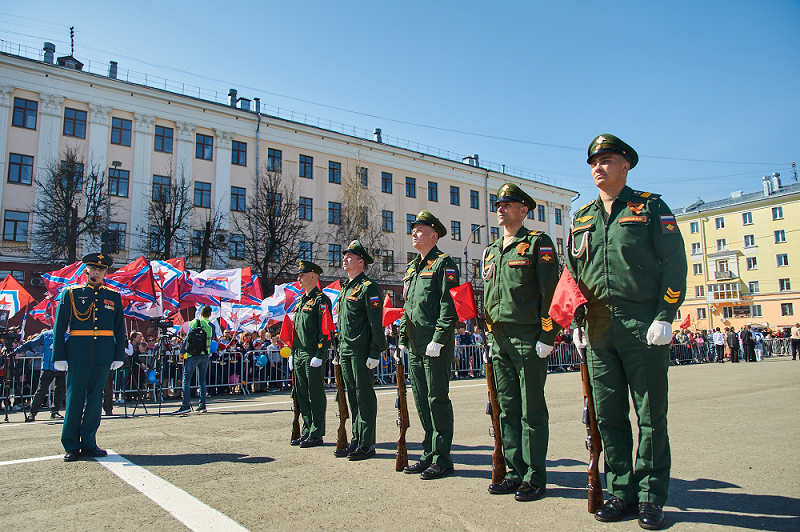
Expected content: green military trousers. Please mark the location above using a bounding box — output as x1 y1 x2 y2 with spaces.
62 363 111 453
491 323 549 487
408 342 454 468
340 353 377 448
586 312 670 507
294 353 326 439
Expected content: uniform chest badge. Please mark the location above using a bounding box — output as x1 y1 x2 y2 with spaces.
104 299 115 311
627 202 645 215
425 259 436 270
79 296 88 305
576 215 594 223
516 242 530 256
350 285 361 297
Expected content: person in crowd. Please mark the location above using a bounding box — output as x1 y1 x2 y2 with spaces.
752 327 764 361
456 326 474 379
174 305 214 414
15 328 65 422
726 326 740 363
741 325 755 362
713 327 726 363
791 323 800 361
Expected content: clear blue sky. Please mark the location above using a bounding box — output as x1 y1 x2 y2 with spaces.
2 1 798 211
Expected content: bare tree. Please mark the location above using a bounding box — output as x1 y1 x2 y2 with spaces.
138 161 192 260
190 203 228 270
232 165 308 293
32 146 108 264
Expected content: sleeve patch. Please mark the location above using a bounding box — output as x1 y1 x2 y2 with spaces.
541 317 554 332
369 295 380 307
445 268 457 282
539 247 555 264
660 215 679 234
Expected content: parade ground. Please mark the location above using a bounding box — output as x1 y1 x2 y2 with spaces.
2 357 798 532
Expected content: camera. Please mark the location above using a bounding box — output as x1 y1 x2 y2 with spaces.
148 316 173 331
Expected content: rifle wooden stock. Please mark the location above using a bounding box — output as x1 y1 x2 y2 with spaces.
395 356 410 471
334 361 349 453
579 346 603 513
484 357 507 484
290 367 301 442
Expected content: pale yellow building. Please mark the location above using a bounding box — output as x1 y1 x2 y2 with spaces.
674 176 800 333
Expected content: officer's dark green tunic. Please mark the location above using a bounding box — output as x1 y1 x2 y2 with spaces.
337 272 387 448
53 283 125 453
292 287 331 439
565 185 687 506
483 226 561 487
399 245 459 468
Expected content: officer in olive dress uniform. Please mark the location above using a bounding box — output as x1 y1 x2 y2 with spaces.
335 240 387 461
290 261 332 448
566 135 687 530
53 253 125 462
482 183 561 502
398 210 460 480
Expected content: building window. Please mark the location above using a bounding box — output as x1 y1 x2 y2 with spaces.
196 134 213 160
742 212 752 225
232 141 247 166
691 242 701 255
772 206 783 220
383 250 395 272
428 181 438 202
490 227 500 241
299 197 313 221
358 207 368 228
228 234 245 260
299 155 313 178
451 221 461 241
777 254 789 267
59 161 84 190
695 285 705 297
328 202 341 225
744 234 755 247
470 190 479 209
751 304 762 317
779 278 791 291
720 306 733 319
13 98 37 129
382 210 394 232
748 281 760 293
357 167 368 188
471 224 481 244
696 307 707 319
693 263 703 275
555 208 563 225
747 257 757 270
154 125 173 153
8 154 34 185
231 186 246 212
329 161 341 184
0 270 25 282
715 217 725 229
328 244 341 267
556 238 564 255
149 226 165 253
407 252 416 266
108 168 129 197
110 117 132 146
381 172 392 193
63 108 87 138
152 175 171 202
707 282 740 301
450 186 460 206
782 303 794 316
407 214 416 234
268 148 282 172
775 229 786 243
299 241 313 261
716 238 727 251
675 310 682 321
405 177 416 198
194 182 211 208
538 204 546 222
108 222 126 251
526 208 534 220
3 211 29 242
452 257 462 277
690 221 699 233
190 229 204 256
472 259 481 279
715 259 729 273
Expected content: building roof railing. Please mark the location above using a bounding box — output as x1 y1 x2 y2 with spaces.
677 181 800 216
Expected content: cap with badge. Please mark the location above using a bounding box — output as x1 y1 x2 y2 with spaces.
411 210 447 238
343 240 374 264
297 260 323 275
495 182 536 211
587 134 638 169
82 252 113 269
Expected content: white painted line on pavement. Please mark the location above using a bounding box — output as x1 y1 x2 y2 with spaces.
97 450 250 532
0 454 63 466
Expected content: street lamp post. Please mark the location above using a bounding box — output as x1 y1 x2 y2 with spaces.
464 224 486 284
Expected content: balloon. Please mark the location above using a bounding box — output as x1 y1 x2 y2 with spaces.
280 346 291 358
210 340 219 354
256 354 269 367
147 370 158 383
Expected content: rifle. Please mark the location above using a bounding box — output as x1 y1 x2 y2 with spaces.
333 354 350 454
476 315 506 484
290 364 301 442
575 305 603 513
395 348 410 471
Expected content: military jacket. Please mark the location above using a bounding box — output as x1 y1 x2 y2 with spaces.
482 226 561 345
337 273 387 358
399 246 460 348
565 186 688 321
293 287 332 360
53 283 126 365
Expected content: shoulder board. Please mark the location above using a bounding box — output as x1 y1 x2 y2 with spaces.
362 280 372 286
437 252 448 258
631 190 661 201
576 199 595 212
528 230 543 236
102 285 120 293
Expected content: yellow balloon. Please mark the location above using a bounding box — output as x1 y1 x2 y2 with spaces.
280 346 291 358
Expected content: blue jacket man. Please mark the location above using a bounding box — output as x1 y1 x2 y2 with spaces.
15 329 67 421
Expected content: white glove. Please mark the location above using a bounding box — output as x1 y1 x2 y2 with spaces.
366 357 379 370
536 341 553 359
393 345 406 363
332 356 340 366
483 344 492 364
646 320 672 346
288 355 294 371
573 328 588 349
310 357 323 368
425 341 443 358
54 360 68 372
110 360 124 371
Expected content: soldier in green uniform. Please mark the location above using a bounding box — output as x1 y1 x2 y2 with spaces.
53 253 125 462
290 260 332 448
335 240 387 461
482 183 561 501
398 210 460 480
566 135 687 530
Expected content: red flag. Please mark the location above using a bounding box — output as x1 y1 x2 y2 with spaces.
680 313 691 330
548 268 588 329
0 274 36 318
279 313 295 348
448 282 477 322
382 294 403 327
321 305 336 338
116 255 149 273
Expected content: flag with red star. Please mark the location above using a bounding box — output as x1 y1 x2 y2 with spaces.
0 274 35 318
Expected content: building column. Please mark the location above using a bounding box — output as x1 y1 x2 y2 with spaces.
547 201 557 241
32 93 65 254
88 103 112 171
562 204 571 252
129 113 155 256
0 85 15 220
174 122 195 257
213 130 234 267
